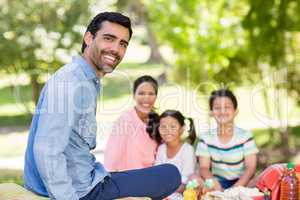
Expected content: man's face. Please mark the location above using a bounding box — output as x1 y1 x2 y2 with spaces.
84 21 130 76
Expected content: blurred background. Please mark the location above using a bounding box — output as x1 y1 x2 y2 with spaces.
0 0 299 185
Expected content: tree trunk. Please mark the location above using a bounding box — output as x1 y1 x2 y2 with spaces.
128 0 166 64
30 74 40 104
116 0 168 83
144 20 165 64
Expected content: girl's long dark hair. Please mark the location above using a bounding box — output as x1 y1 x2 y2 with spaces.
147 110 196 145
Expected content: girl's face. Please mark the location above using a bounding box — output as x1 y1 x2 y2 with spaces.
211 97 238 125
134 82 157 114
159 116 183 143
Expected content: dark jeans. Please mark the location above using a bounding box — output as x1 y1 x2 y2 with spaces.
80 164 181 200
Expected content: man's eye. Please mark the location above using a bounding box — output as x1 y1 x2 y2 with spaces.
120 42 128 48
104 37 112 41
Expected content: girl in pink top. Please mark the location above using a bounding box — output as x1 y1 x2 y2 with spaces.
104 75 160 171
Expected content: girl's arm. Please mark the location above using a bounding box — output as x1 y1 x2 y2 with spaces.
233 154 257 187
199 156 223 191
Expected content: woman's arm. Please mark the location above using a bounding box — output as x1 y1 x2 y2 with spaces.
104 115 130 171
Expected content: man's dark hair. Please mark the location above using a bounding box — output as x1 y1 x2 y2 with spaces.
81 12 133 53
209 88 238 110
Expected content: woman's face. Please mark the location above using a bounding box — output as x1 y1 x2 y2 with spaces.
159 116 183 143
211 97 238 125
134 82 157 114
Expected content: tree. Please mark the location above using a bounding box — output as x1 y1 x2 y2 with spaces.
0 0 92 103
115 0 166 64
144 0 300 165
242 0 300 162
145 0 248 89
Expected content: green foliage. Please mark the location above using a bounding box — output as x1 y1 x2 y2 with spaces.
0 0 93 103
243 0 300 65
143 0 300 98
242 0 300 106
0 0 92 73
145 0 250 91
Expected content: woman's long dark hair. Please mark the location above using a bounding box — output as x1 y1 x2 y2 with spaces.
133 75 158 95
147 110 196 145
146 111 161 144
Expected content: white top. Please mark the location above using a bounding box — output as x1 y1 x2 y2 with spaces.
155 143 196 183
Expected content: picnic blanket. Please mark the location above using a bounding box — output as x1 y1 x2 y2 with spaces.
0 183 151 200
0 183 48 200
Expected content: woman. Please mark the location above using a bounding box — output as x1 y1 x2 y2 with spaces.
104 75 159 171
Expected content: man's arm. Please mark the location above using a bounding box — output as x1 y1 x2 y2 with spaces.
33 79 79 200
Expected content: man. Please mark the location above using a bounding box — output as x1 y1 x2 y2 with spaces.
24 12 180 200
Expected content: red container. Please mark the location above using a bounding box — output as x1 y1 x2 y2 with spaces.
295 164 300 200
252 195 264 200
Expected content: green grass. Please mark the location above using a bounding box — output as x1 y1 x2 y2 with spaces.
0 84 32 105
100 77 132 100
0 169 23 185
0 114 32 127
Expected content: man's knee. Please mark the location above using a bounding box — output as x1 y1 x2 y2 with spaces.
160 164 181 189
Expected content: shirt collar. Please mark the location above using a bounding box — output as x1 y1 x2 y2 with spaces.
73 56 98 81
73 56 101 93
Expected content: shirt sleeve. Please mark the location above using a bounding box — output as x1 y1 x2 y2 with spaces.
181 144 196 184
195 137 210 157
243 132 259 156
33 78 79 200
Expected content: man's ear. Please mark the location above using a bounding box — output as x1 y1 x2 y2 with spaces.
83 31 94 47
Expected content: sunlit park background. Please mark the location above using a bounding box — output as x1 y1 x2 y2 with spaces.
0 0 300 186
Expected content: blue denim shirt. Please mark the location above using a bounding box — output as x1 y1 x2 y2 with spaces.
24 56 109 200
